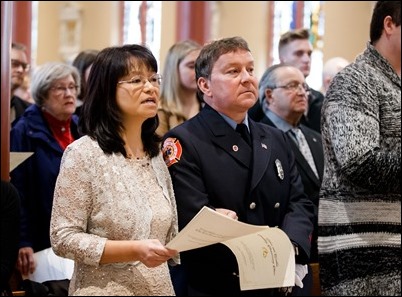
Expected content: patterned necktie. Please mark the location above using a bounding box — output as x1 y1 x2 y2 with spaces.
290 127 319 178
236 123 252 147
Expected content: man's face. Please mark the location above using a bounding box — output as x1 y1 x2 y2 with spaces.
279 39 312 78
11 48 29 92
266 66 309 120
199 50 259 122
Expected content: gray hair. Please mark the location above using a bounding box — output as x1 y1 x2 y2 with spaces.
258 64 286 104
31 62 80 107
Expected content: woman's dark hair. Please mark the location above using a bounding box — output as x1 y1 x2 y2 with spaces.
72 49 99 101
79 44 161 158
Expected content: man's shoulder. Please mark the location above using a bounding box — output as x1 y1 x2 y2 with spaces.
300 124 321 139
308 88 324 101
252 119 286 139
11 95 32 108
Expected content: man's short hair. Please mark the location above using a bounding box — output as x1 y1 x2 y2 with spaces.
278 28 310 53
12 42 26 51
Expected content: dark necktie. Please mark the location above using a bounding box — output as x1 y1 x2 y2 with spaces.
236 123 252 147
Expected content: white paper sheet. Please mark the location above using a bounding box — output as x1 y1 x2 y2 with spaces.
166 206 295 290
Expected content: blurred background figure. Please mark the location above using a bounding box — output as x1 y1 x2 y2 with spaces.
1 180 21 296
13 75 34 105
10 62 81 295
278 28 324 133
321 57 349 94
10 42 32 125
157 40 202 137
71 49 99 117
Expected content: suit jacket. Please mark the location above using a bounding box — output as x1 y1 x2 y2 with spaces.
301 88 324 133
162 104 315 295
11 95 32 125
260 116 324 262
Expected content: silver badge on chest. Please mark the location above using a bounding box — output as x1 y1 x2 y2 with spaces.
275 159 284 180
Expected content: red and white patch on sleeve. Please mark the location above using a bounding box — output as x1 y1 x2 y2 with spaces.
162 137 183 167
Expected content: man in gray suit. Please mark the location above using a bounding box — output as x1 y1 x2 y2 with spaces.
256 63 324 296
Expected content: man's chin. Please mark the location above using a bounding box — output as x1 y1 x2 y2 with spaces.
11 79 23 89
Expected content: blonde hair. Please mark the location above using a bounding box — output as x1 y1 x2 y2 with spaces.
159 40 201 117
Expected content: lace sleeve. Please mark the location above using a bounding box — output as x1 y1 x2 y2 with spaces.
50 138 107 267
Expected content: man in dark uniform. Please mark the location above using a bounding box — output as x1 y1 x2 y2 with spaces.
257 63 324 295
162 36 315 296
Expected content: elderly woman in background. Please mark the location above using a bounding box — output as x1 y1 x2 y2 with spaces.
10 62 81 296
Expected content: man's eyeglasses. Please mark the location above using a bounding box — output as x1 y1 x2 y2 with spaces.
271 82 310 93
117 73 162 88
50 85 78 96
11 59 30 72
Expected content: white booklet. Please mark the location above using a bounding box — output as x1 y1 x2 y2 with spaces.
166 206 295 290
24 248 74 283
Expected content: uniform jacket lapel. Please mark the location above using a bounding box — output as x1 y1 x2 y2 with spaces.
249 120 271 191
199 106 252 168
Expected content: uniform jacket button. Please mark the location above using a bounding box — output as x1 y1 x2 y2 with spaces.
249 202 256 209
274 202 280 208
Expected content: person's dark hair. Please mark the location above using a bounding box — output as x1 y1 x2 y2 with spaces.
195 36 251 100
72 49 99 100
278 28 310 53
12 42 27 51
79 44 161 158
370 1 401 44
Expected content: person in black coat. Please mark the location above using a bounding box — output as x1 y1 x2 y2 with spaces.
162 36 315 296
1 180 21 295
256 63 324 295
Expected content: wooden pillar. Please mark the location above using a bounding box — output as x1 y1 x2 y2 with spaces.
12 1 32 64
266 2 275 67
1 1 13 181
118 1 125 45
294 1 304 29
139 1 148 45
176 1 210 45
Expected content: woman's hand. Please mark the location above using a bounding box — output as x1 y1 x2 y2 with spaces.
137 239 178 268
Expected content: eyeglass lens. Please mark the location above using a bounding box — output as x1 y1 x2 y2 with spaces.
11 59 30 71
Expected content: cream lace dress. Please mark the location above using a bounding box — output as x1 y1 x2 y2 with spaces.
50 135 178 296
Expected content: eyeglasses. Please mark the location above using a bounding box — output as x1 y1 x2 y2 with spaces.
271 82 310 93
50 85 78 96
11 59 30 72
117 73 162 88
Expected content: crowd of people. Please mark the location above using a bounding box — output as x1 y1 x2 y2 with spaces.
3 1 400 296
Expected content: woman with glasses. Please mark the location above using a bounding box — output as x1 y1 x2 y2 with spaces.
50 44 179 296
10 62 81 295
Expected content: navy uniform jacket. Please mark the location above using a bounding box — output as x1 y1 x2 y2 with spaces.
162 104 314 295
260 116 323 262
